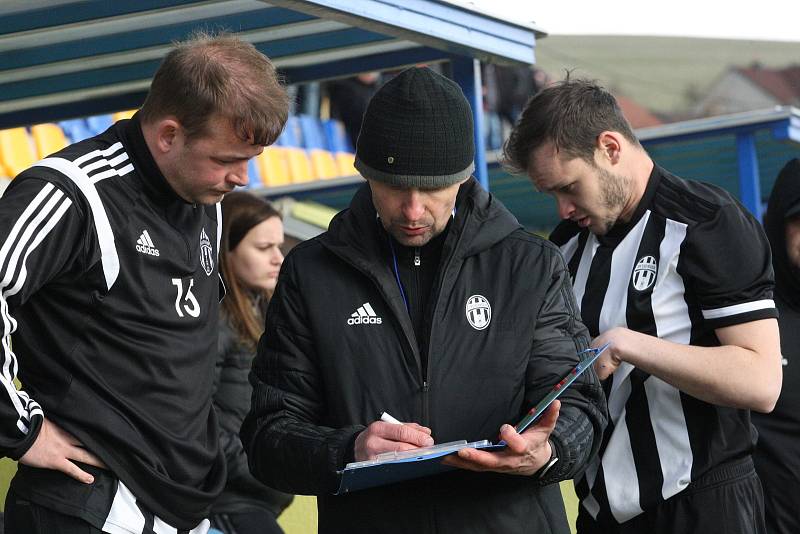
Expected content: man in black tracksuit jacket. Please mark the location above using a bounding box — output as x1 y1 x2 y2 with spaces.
0 35 288 534
242 67 607 533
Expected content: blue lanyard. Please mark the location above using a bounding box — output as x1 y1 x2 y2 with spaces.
382 207 455 315
388 237 410 313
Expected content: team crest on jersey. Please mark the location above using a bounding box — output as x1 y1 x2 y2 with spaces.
199 228 214 276
632 255 658 291
465 294 491 330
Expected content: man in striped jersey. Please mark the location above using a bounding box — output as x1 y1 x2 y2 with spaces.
504 79 781 533
0 34 288 533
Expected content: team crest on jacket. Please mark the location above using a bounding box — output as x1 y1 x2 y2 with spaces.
465 295 491 330
199 228 214 276
632 255 658 291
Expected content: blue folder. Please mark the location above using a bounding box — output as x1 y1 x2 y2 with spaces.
335 344 609 494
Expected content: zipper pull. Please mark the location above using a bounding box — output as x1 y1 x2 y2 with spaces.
414 248 420 267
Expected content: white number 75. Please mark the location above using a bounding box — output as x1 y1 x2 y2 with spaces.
171 278 201 318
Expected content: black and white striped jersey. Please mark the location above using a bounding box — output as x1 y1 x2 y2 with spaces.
550 165 776 524
0 116 224 532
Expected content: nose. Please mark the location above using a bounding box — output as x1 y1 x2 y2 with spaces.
401 190 425 222
273 248 284 265
556 195 576 220
227 161 249 188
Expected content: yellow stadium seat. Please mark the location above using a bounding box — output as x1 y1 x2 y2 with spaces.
336 151 357 177
286 148 314 183
112 109 137 122
0 128 37 179
309 149 339 180
256 147 292 188
30 123 69 159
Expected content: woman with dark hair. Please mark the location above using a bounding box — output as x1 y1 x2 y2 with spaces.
210 191 292 534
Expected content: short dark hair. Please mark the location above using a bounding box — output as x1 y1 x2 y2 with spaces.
503 78 640 174
140 31 289 146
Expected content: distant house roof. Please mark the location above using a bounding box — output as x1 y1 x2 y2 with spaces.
617 95 663 129
736 65 800 105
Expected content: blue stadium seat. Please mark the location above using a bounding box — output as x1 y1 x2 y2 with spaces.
322 119 357 176
244 158 261 189
323 119 354 153
276 115 302 147
85 114 113 135
298 114 327 150
58 119 94 143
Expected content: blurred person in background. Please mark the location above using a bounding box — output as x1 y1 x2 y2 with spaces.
752 158 800 534
326 72 381 147
211 192 292 534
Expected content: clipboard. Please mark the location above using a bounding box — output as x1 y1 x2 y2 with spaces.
335 343 609 494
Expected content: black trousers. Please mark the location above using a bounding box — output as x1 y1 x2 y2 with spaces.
209 509 284 534
577 457 766 534
5 489 104 534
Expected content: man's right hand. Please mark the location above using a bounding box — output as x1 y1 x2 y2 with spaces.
19 418 107 484
354 420 434 461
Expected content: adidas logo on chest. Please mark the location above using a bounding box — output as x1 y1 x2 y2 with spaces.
347 302 383 325
136 229 160 257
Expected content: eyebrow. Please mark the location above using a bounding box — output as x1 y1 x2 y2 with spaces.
215 154 253 162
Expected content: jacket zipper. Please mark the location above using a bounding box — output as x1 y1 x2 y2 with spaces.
423 204 470 430
413 247 430 424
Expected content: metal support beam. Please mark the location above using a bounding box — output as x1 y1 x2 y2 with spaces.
735 131 762 221
450 56 488 191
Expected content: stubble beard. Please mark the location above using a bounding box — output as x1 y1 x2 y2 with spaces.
594 166 631 235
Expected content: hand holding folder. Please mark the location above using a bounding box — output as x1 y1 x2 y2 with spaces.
335 343 609 494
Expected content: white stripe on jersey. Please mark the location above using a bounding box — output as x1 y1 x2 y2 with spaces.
33 157 119 290
645 377 692 498
102 480 210 534
602 370 643 523
83 151 128 174
560 233 581 269
649 219 693 501
702 299 776 320
598 212 650 333
6 195 72 297
571 235 599 308
215 203 222 261
91 162 134 184
74 142 124 167
0 183 72 432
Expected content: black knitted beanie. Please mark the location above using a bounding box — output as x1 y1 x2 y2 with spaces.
354 66 475 188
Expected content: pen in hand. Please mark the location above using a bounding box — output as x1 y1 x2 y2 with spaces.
380 411 403 425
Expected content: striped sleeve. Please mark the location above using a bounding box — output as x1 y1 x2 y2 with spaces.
681 203 777 329
0 177 81 458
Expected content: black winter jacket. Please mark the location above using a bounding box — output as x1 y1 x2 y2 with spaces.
212 312 294 515
242 179 607 533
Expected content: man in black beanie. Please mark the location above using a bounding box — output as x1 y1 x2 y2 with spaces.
242 66 607 533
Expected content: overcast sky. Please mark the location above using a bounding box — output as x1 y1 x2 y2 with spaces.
467 0 800 42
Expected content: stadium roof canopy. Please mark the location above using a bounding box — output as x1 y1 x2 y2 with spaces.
0 0 542 129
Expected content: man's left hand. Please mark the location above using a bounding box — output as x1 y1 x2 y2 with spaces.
442 400 559 476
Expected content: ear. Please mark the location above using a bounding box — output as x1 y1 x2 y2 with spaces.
596 131 623 165
153 119 182 155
